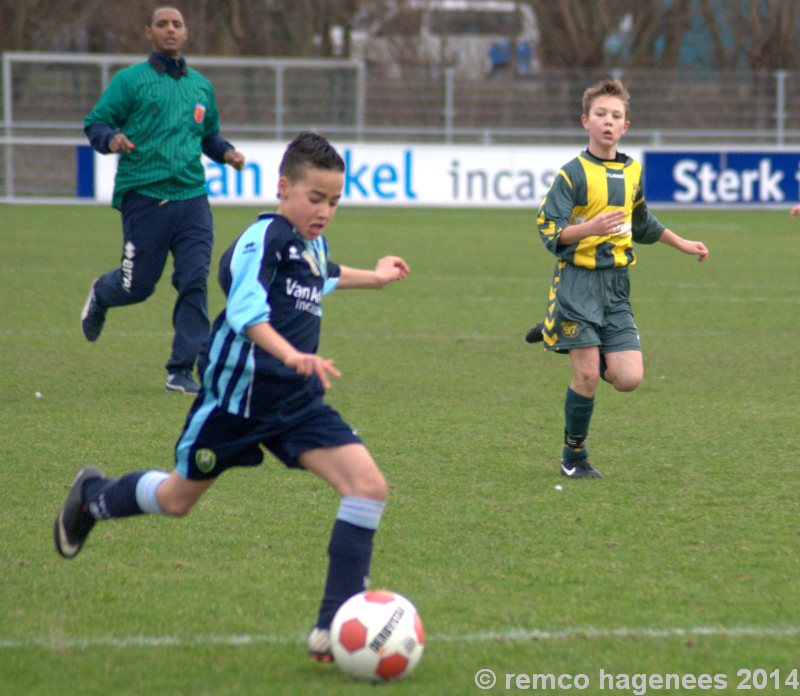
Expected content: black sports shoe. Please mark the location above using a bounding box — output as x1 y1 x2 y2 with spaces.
525 322 545 344
54 466 104 558
560 459 603 479
165 370 200 394
80 279 107 342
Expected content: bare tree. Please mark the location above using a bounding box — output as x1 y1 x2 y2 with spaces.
0 0 362 56
720 0 800 70
524 0 698 69
526 0 631 68
3 0 799 70
524 0 800 71
187 0 361 57
314 0 359 56
629 0 691 69
0 0 119 52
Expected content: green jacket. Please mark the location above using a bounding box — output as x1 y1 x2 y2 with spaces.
85 56 223 209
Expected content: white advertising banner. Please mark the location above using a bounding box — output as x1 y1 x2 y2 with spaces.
92 142 644 208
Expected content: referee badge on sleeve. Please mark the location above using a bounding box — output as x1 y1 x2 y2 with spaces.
193 103 206 124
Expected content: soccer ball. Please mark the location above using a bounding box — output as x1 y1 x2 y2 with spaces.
330 589 425 681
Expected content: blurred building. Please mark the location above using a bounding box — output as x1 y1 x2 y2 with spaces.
350 0 538 78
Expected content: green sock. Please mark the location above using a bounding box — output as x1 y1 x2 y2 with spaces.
562 387 594 462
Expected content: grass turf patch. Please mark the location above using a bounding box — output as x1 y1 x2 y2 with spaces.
1 204 798 694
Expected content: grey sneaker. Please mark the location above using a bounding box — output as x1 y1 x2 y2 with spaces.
560 459 603 479
54 466 104 558
165 370 200 394
81 279 107 342
307 627 334 662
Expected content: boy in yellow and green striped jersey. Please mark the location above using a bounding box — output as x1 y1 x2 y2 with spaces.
529 79 709 479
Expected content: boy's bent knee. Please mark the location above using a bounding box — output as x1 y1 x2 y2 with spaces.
604 351 643 392
124 283 157 303
300 444 388 500
612 375 642 392
352 470 388 502
606 367 643 392
157 497 195 517
573 370 600 394
155 475 211 516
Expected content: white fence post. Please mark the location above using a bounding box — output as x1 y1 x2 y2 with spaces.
775 69 786 147
3 52 13 199
444 67 455 144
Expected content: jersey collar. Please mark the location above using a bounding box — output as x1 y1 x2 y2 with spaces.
149 52 188 79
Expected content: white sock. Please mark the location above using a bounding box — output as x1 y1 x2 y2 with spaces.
135 471 169 514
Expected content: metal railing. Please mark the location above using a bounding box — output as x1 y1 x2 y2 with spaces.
3 51 800 200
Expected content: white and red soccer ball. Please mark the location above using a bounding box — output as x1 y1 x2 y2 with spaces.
330 589 425 681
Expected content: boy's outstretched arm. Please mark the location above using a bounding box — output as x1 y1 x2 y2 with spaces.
337 256 411 289
245 322 341 390
658 228 709 262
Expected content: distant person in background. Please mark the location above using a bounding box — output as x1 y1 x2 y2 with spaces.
790 204 800 218
82 6 245 394
527 78 709 479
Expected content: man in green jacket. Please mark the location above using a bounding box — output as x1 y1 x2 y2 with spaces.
82 6 245 394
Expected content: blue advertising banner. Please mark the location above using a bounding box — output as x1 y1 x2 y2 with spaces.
76 146 95 198
643 150 800 206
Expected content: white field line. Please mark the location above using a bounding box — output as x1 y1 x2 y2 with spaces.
2 624 799 651
411 277 800 291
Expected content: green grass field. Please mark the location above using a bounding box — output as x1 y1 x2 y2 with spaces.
1 204 798 695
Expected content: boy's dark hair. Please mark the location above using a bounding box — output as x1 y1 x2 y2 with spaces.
582 79 630 120
279 132 345 181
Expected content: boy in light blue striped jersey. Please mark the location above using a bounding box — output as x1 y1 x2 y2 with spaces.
55 132 410 663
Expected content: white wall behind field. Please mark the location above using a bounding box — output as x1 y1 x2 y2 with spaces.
91 143 800 209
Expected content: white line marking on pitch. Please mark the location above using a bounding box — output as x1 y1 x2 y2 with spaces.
2 625 799 650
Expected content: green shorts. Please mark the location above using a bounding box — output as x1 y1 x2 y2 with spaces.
541 261 641 354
